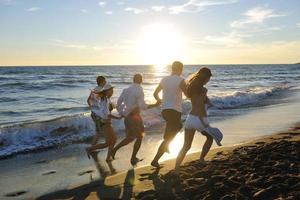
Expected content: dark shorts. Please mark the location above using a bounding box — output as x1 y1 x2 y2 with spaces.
91 112 112 132
124 109 145 138
162 109 182 140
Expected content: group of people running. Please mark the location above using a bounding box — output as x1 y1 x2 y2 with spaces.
86 61 222 174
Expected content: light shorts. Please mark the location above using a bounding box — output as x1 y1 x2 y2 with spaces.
184 114 209 132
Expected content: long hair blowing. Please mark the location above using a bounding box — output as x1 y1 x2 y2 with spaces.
186 67 212 98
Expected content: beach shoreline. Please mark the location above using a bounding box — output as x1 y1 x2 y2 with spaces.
33 123 300 200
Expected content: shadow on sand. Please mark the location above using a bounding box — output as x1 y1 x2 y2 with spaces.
37 152 135 200
136 167 182 199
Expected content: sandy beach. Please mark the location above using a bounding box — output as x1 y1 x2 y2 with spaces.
33 123 300 200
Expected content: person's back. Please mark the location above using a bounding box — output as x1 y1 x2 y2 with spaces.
151 61 187 168
117 83 146 117
190 87 208 117
113 74 160 165
160 74 184 113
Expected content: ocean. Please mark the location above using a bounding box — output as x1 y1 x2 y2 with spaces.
1 64 300 159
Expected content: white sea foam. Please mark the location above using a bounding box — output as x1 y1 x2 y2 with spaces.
0 84 290 158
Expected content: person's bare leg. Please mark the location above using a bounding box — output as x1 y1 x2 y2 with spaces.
199 131 213 162
106 127 116 162
88 143 108 151
91 133 101 145
175 129 196 173
86 132 101 155
151 135 174 167
111 136 135 159
131 137 143 165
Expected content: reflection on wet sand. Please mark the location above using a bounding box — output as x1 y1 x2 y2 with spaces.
37 152 135 200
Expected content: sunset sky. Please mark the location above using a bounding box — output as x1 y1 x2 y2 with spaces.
0 0 300 66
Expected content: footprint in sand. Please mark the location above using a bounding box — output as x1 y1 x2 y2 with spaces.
255 142 266 145
33 160 48 164
42 170 56 175
78 170 95 176
5 190 27 197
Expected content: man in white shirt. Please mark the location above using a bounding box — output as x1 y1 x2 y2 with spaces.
112 74 160 165
151 61 187 168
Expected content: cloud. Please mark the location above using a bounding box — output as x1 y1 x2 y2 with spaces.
51 39 103 51
0 0 15 5
189 39 300 64
117 1 125 6
297 22 300 28
26 7 41 12
105 11 113 15
194 31 246 48
193 26 282 49
231 6 286 28
98 1 106 7
169 0 238 14
152 6 165 12
81 9 88 13
125 7 145 14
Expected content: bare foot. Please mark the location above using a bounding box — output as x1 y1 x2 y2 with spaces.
131 157 143 166
111 148 116 160
85 148 93 159
199 159 206 165
151 160 160 168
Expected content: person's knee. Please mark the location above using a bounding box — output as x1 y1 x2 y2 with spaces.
126 136 136 142
110 137 117 145
162 138 172 146
183 144 192 151
206 135 213 142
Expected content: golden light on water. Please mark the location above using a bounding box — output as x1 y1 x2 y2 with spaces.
136 24 185 66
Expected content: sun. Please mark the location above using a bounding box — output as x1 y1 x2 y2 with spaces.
136 24 185 66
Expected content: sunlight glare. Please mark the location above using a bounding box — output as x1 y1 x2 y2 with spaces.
168 132 184 157
137 24 185 66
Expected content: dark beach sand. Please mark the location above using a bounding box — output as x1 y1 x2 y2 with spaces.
35 124 300 200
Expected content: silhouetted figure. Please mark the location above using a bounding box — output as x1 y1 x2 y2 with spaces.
151 61 187 168
112 74 160 165
174 67 222 174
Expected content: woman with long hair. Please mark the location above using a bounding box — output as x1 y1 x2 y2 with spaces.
174 67 215 173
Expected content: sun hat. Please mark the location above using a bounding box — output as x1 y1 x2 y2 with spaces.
92 86 103 93
205 127 223 146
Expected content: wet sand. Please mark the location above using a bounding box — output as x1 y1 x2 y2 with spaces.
35 123 300 200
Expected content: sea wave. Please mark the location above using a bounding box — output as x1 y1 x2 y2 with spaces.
0 84 289 158
210 85 289 108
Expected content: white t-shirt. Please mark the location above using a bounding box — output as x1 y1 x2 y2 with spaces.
160 74 184 112
116 83 148 117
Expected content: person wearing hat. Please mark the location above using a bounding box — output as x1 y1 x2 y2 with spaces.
174 67 223 174
87 76 107 149
86 83 122 162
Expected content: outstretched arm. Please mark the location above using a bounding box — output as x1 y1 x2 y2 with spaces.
138 88 161 110
153 84 162 104
180 79 188 97
109 114 123 120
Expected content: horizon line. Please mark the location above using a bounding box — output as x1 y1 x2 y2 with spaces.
0 63 299 67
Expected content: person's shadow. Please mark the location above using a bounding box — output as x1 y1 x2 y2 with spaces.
37 152 135 200
138 167 179 199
